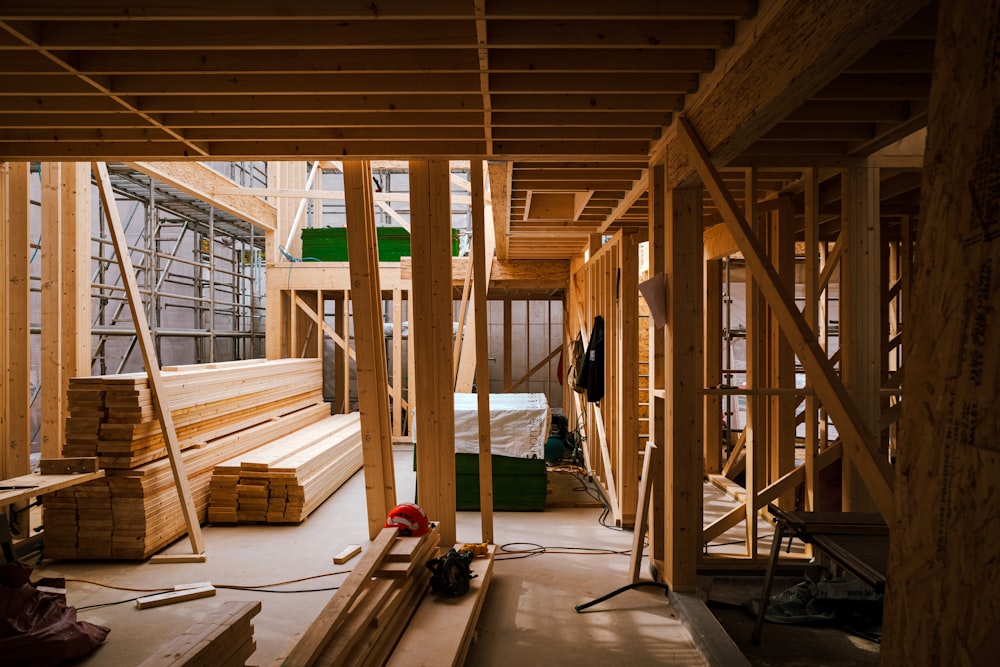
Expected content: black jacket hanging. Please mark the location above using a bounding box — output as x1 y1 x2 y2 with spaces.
577 315 605 403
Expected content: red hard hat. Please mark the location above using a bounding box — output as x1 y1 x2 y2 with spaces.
385 502 430 537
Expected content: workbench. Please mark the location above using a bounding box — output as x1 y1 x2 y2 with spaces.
751 505 889 643
0 470 106 562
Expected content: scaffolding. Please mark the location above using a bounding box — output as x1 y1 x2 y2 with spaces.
26 162 268 454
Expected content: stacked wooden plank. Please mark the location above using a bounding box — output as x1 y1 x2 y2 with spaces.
138 600 261 667
276 525 442 667
207 413 363 524
63 359 324 469
386 544 497 667
44 359 334 560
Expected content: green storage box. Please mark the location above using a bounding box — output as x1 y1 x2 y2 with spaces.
301 227 459 262
455 454 547 511
413 452 547 511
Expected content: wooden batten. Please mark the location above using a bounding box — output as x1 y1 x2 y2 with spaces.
409 159 457 547
343 160 397 539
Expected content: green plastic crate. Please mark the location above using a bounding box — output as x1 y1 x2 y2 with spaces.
300 227 459 262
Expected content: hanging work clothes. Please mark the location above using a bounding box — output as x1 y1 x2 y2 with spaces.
577 315 605 403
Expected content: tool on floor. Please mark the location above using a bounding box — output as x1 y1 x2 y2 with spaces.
427 547 478 597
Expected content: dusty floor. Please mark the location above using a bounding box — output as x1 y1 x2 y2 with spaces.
23 446 878 666
30 447 710 666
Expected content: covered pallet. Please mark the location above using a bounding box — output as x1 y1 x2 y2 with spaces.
208 413 363 524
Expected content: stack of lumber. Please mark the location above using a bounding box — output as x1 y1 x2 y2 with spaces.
207 413 363 524
63 359 324 469
276 525 443 667
138 600 261 667
45 359 334 560
386 543 497 667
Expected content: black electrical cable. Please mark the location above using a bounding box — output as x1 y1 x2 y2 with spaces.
574 581 670 613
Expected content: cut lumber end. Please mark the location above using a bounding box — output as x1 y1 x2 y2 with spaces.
136 585 216 609
39 457 100 474
334 544 363 564
150 553 208 564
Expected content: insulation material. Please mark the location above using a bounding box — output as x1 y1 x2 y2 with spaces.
452 392 549 458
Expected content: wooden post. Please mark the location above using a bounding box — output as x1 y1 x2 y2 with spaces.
841 165 881 512
704 258 723 474
2 162 31 480
343 160 397 539
647 158 667 571
769 199 796 508
663 185 703 592
334 291 351 414
94 162 205 559
392 288 404 438
471 160 494 544
744 168 763 555
40 163 64 460
803 168 820 511
884 1 1000 662
409 159 457 547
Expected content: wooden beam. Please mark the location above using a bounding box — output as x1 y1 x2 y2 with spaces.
94 161 205 557
506 345 561 393
676 116 895 522
125 161 276 231
471 159 494 544
343 160 397 540
410 159 457 547
651 0 930 187
884 1 999 660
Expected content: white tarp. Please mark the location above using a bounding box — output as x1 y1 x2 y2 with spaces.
452 392 549 458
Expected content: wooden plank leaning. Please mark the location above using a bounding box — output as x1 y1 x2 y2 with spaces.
93 161 206 560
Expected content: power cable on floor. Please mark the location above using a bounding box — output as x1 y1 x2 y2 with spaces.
495 542 630 561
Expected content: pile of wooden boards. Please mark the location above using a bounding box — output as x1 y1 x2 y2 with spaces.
64 359 325 469
208 413 363 524
44 359 343 559
138 600 261 667
276 525 496 667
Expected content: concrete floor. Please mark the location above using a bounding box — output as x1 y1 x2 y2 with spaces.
33 446 711 666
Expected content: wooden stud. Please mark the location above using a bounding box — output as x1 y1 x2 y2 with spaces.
93 161 205 557
41 163 65 460
628 442 656 583
471 159 494 544
769 199 796 508
803 167 820 512
409 159 457 547
618 232 639 527
744 167 763 557
677 115 894 522
646 158 668 570
343 160 397 539
334 292 351 414
392 289 403 438
704 258 723 474
841 165 882 513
